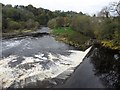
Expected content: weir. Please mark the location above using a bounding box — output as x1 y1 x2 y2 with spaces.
0 46 92 88
0 27 93 88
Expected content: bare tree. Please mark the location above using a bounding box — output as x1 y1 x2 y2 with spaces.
109 1 120 16
98 6 110 18
116 1 120 16
98 1 120 17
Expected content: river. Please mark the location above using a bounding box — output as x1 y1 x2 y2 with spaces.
2 27 118 88
0 27 93 88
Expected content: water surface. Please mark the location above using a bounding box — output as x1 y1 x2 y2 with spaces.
0 27 91 88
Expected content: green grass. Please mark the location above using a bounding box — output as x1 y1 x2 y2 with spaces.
51 27 90 50
52 27 75 36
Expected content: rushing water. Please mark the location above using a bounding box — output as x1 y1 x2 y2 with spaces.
0 27 91 88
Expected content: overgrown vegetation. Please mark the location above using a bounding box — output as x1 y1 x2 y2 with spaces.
1 1 120 50
2 3 78 34
51 27 90 50
48 1 120 50
1 1 120 88
90 44 120 88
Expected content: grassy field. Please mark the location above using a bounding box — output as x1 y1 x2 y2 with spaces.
51 27 90 50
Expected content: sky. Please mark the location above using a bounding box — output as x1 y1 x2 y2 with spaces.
0 0 119 15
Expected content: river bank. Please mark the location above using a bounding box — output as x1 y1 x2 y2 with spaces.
50 27 91 50
2 28 50 39
50 27 120 88
50 27 120 52
90 44 120 88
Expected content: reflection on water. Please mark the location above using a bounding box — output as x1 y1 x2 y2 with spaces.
90 45 120 88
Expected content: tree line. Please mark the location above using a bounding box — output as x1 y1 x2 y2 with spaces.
1 1 120 49
47 1 120 49
2 3 79 33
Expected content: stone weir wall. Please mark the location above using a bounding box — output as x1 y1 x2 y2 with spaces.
2 32 50 39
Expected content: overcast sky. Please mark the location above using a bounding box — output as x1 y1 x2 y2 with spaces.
0 0 119 15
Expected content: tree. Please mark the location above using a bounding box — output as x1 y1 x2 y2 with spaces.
56 17 65 27
109 1 120 16
64 17 71 27
47 19 56 29
99 18 120 40
116 1 120 16
98 6 110 18
70 15 94 37
8 20 21 30
26 19 35 29
90 17 103 39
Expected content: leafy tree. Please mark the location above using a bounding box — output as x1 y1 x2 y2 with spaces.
64 17 71 27
25 19 36 29
70 15 94 37
47 19 56 29
98 18 120 40
8 20 21 30
56 17 65 27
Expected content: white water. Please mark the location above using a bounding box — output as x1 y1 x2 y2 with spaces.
0 47 91 88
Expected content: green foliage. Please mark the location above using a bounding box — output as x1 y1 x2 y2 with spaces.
8 20 21 30
90 17 102 39
2 3 120 50
52 27 90 49
2 3 81 32
99 19 120 40
36 14 49 25
2 4 57 31
52 27 76 36
48 16 71 28
64 17 71 27
56 17 65 27
47 19 56 29
70 15 94 37
26 19 36 29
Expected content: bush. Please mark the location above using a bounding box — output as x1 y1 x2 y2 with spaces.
56 17 65 27
70 15 94 37
48 16 70 29
47 19 56 29
25 19 39 30
8 20 21 30
100 19 120 40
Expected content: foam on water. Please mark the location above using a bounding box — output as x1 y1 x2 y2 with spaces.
0 47 92 88
2 40 22 51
